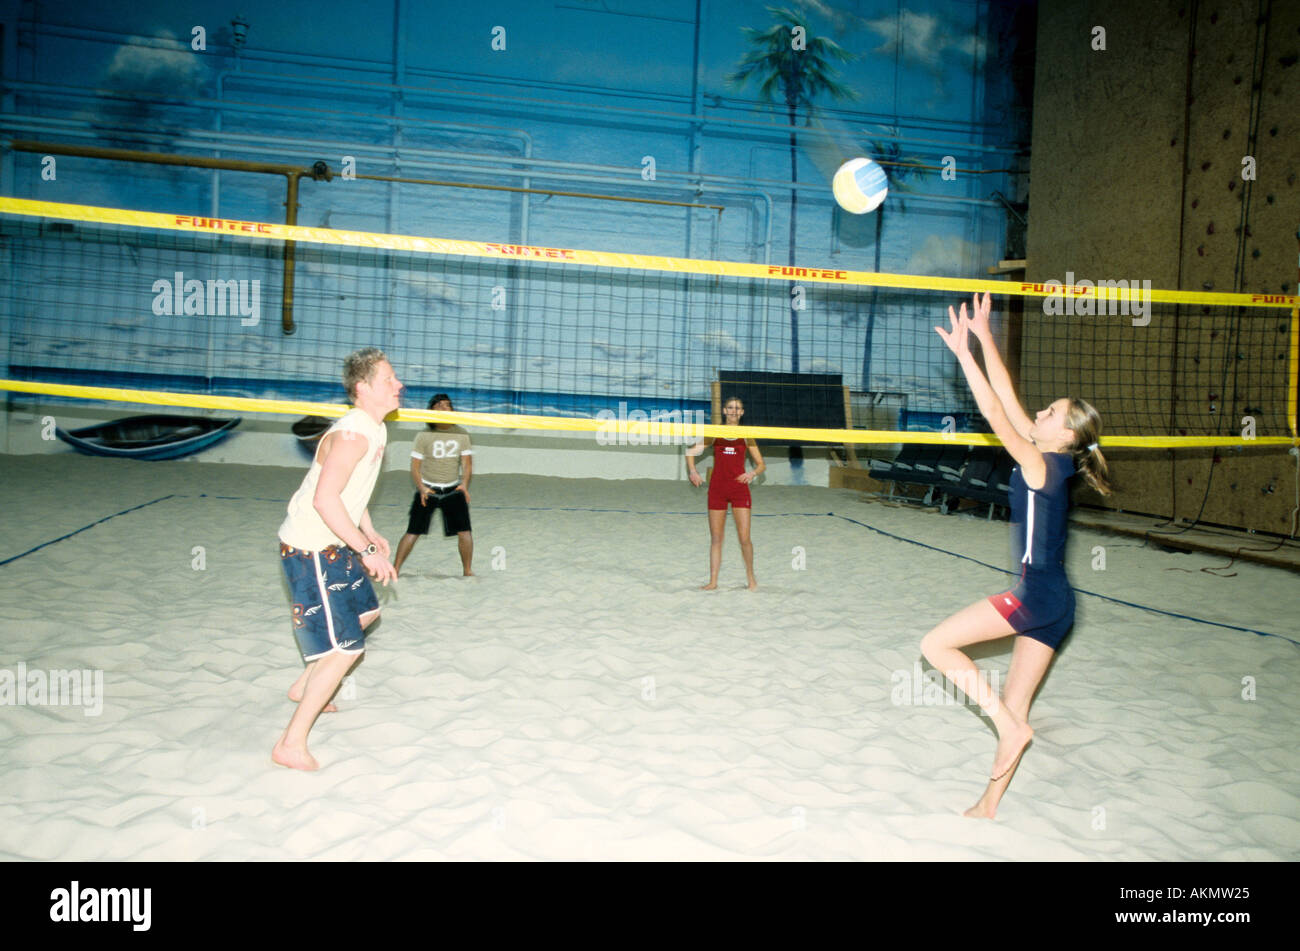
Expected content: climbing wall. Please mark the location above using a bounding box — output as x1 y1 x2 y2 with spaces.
1026 0 1299 533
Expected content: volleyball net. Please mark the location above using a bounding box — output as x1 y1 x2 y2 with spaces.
1 196 1296 448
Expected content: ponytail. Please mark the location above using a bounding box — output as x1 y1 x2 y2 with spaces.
1066 398 1114 496
1074 442 1113 496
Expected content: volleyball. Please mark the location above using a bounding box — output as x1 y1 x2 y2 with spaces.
832 156 889 214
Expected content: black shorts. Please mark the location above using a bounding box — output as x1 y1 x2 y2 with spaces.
406 487 471 537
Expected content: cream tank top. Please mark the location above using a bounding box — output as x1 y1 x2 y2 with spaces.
278 408 388 551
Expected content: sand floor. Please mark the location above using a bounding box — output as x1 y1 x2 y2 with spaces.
1 453 1297 860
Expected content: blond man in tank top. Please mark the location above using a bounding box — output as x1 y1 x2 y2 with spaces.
273 348 403 770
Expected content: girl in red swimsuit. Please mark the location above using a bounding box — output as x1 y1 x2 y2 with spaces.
686 396 765 590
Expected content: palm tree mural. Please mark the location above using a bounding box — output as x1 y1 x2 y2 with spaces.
729 6 855 374
860 131 926 391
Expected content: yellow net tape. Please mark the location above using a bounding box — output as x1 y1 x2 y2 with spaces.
2 198 1297 448
3 379 1294 448
2 196 1297 308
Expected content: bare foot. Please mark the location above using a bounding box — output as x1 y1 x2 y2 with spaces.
701 581 717 590
963 787 998 819
287 685 337 713
463 570 475 577
747 577 758 591
272 738 319 771
991 722 1033 781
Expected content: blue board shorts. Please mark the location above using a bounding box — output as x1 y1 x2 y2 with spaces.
280 542 379 660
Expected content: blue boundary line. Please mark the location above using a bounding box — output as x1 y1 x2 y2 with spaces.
9 493 1292 646
0 495 177 567
192 494 800 516
829 513 1011 576
828 513 1298 647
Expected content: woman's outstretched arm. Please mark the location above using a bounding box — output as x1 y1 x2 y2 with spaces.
965 292 1034 440
936 306 1044 488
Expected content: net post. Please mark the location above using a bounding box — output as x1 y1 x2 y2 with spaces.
842 384 859 467
1291 228 1299 439
1289 296 1299 439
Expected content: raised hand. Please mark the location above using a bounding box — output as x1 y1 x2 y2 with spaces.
967 291 992 339
935 303 972 358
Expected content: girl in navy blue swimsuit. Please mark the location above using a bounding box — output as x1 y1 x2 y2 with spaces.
922 293 1112 819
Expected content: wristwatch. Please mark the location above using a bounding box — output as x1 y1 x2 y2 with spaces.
355 543 378 557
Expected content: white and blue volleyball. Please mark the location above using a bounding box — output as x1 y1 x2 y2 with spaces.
832 157 889 214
